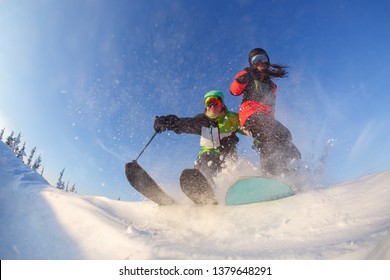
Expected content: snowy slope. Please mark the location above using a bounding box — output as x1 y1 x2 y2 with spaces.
1 141 390 260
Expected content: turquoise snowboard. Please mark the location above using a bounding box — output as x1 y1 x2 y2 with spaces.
225 177 294 206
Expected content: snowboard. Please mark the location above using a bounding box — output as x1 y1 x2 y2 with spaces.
179 168 218 205
225 176 294 206
125 160 175 206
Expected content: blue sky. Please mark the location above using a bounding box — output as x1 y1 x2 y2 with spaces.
1 0 389 201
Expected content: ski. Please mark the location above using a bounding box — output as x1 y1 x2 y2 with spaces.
179 168 218 205
125 160 175 206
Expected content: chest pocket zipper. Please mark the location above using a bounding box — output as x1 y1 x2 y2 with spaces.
200 126 220 148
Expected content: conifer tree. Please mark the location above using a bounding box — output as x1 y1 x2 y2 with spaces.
32 155 42 171
5 131 15 148
13 133 21 152
0 128 4 141
14 145 19 156
5 132 21 153
65 180 69 192
27 147 36 167
16 142 27 160
56 168 65 189
69 183 76 193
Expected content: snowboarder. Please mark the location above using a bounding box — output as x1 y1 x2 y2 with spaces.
230 48 301 176
154 90 243 179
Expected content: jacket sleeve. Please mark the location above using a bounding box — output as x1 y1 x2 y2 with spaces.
230 70 250 96
170 114 208 135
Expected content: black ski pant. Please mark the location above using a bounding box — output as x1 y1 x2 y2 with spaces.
194 147 238 179
244 112 301 176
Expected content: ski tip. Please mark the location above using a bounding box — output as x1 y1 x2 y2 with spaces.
125 160 139 173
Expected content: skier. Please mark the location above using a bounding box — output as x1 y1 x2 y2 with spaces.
154 90 242 179
230 48 301 176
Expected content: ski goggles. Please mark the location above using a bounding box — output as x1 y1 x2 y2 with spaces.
250 54 269 66
205 97 223 108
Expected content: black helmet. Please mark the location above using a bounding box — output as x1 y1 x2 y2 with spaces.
248 48 270 65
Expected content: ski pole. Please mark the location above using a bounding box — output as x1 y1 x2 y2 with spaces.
135 131 158 161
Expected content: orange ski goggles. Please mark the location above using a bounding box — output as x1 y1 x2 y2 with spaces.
205 97 223 109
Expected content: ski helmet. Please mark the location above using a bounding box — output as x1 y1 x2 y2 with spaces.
204 90 225 102
204 90 225 119
248 48 270 65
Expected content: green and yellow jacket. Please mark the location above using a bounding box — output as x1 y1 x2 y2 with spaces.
162 109 243 157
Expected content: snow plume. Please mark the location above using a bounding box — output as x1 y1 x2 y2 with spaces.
1 141 390 260
298 138 337 189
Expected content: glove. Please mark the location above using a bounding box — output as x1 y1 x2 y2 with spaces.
220 133 239 149
154 115 179 133
220 134 239 162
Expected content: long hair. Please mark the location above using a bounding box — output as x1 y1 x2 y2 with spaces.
263 63 288 79
247 48 288 79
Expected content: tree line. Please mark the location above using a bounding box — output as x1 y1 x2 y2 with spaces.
0 127 77 193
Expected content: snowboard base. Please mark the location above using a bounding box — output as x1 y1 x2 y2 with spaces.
180 169 218 205
225 176 294 206
125 161 175 206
